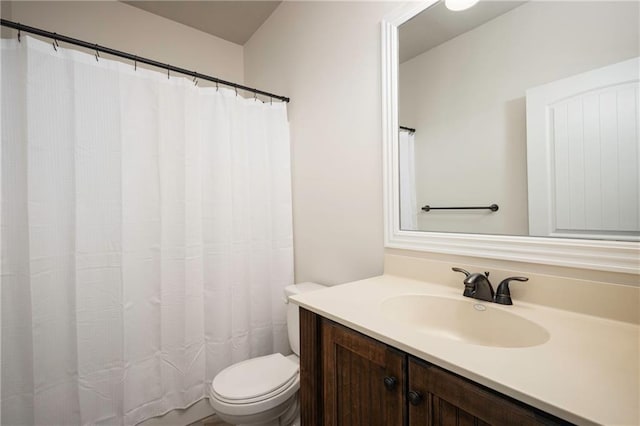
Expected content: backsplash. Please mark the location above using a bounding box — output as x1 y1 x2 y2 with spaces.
384 250 639 324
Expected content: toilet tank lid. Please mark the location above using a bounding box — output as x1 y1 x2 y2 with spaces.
284 282 325 297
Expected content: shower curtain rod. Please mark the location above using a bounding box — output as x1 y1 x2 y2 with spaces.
400 126 416 133
0 19 291 103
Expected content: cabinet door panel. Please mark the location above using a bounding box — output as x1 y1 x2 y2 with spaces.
432 396 491 426
409 357 563 426
322 320 405 426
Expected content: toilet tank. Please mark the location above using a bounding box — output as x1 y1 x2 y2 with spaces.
284 282 326 356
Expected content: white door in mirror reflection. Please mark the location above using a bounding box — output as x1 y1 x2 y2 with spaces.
527 57 639 241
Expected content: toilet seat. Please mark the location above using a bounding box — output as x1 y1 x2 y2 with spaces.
212 373 298 405
209 354 300 417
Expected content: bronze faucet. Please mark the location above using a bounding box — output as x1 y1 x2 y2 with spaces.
452 267 528 305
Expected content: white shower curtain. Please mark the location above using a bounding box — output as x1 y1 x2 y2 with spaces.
399 129 417 230
1 37 294 426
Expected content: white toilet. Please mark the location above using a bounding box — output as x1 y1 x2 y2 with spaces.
207 282 325 426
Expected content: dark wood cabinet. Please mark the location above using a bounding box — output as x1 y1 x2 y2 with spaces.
300 308 568 426
407 357 561 426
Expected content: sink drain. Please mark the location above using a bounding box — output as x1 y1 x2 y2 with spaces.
473 304 487 311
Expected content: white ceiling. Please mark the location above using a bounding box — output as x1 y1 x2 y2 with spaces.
123 1 282 45
400 1 526 63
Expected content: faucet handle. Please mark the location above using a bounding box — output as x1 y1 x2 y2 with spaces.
452 268 476 297
494 276 528 305
451 267 470 277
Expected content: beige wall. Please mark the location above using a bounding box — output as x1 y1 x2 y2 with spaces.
400 1 639 235
244 1 397 286
1 1 244 84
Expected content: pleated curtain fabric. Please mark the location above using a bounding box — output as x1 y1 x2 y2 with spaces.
1 37 294 425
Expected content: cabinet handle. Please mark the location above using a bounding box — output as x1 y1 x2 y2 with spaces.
408 390 423 406
383 376 398 391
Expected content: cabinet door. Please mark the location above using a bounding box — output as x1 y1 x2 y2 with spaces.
322 319 405 426
408 357 563 426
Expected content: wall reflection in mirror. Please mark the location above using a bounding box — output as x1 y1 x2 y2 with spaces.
398 0 639 241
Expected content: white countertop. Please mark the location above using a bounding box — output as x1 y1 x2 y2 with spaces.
290 275 639 426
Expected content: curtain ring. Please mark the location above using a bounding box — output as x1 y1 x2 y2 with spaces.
235 87 238 97
134 56 137 71
94 44 100 62
270 96 273 106
193 75 198 86
17 27 21 43
167 67 170 79
254 92 258 102
215 81 219 92
52 34 59 51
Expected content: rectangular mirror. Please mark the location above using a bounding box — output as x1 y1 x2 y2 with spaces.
398 0 638 241
381 0 639 273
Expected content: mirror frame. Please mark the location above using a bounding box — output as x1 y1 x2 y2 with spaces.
381 1 639 274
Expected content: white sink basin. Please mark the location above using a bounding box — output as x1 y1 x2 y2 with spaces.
381 295 550 348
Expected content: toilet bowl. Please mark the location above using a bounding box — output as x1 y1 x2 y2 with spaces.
208 282 325 426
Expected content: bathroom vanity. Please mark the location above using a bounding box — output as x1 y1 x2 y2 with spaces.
290 274 639 426
300 311 564 425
